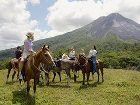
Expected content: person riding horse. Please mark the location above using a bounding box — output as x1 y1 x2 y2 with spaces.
15 46 22 59
6 46 22 82
18 32 35 80
69 47 76 60
88 45 97 73
11 46 22 69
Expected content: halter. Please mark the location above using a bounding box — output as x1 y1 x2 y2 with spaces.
41 52 53 64
32 56 41 72
31 51 53 73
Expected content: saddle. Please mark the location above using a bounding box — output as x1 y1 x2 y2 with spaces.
54 60 61 67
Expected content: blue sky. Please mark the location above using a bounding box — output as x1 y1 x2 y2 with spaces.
27 0 56 31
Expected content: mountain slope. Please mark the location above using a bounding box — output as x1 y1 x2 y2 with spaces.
0 13 140 60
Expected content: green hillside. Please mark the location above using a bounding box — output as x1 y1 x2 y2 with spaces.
0 69 140 105
0 33 140 70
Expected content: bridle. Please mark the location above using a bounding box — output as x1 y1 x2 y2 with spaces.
31 51 54 72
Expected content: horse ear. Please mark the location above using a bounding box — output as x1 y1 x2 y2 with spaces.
42 45 46 51
42 45 49 51
48 45 49 49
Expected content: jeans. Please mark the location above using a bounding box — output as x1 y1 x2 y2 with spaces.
91 56 96 73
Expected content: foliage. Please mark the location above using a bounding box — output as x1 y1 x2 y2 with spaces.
0 58 10 70
0 33 140 70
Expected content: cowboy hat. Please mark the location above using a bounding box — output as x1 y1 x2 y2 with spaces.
26 32 34 37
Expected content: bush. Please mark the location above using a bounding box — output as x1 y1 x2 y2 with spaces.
0 59 10 70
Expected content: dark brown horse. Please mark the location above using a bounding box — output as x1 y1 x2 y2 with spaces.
78 54 104 85
22 45 54 96
6 58 20 82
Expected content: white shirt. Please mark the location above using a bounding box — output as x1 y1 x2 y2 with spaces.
22 39 33 59
88 49 97 58
69 50 75 58
62 53 69 60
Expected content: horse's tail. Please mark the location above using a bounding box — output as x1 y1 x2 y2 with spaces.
7 61 12 70
6 61 13 80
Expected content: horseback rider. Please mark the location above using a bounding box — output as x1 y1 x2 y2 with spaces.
69 47 76 60
80 48 85 56
15 46 22 59
88 45 97 73
10 46 22 69
18 32 35 79
62 53 69 60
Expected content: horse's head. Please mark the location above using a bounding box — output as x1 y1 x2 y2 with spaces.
40 45 55 66
78 54 87 65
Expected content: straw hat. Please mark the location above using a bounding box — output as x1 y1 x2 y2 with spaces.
26 32 34 37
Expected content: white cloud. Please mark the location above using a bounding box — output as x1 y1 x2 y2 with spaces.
1 0 140 50
46 0 140 37
0 0 41 50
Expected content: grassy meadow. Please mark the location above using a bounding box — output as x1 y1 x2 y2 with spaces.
0 69 140 105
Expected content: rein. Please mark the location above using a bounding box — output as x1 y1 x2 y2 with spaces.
32 56 42 72
41 53 52 64
31 52 53 73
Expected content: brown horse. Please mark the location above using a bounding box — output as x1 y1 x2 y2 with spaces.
78 54 104 85
6 58 20 82
39 63 61 85
22 45 54 96
42 59 78 86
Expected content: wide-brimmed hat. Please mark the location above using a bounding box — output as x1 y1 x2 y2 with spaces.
26 32 34 37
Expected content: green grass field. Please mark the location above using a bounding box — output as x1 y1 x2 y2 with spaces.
0 69 140 105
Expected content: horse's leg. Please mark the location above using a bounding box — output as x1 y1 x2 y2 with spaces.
52 72 56 82
12 71 16 82
6 68 11 82
96 68 100 82
82 72 85 85
45 73 49 85
33 78 37 97
66 69 70 86
27 80 30 95
100 67 104 82
74 71 77 82
57 72 61 82
87 71 90 85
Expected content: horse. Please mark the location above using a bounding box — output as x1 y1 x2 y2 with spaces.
22 45 55 96
78 54 104 85
42 58 79 86
6 58 20 82
39 63 61 85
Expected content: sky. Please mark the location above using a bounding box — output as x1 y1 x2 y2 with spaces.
0 0 140 50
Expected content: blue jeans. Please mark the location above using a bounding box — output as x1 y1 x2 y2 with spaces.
91 56 96 73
